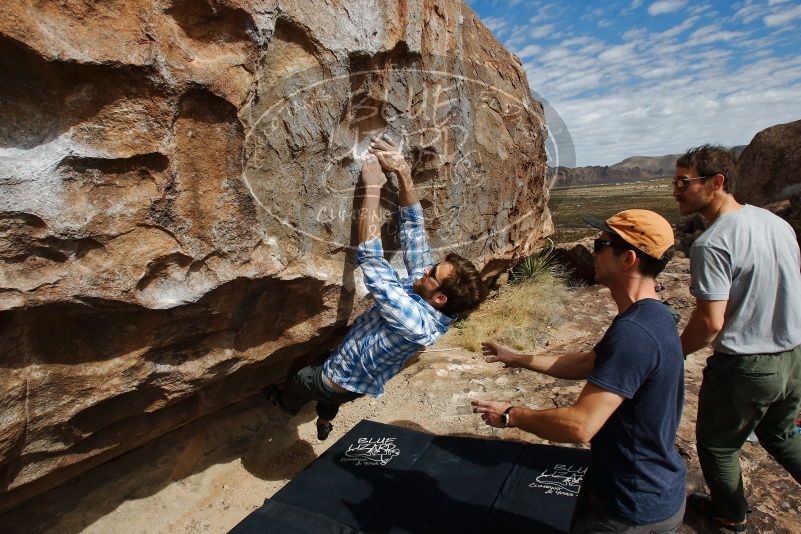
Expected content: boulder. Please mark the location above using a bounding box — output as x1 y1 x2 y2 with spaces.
553 237 595 284
0 0 550 509
674 213 707 252
734 119 801 242
735 119 801 207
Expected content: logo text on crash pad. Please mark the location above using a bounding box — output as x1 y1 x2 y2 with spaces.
529 464 587 497
342 437 401 466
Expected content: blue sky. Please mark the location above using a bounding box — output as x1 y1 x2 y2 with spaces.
467 0 801 166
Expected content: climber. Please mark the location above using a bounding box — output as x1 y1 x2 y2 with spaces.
265 134 486 440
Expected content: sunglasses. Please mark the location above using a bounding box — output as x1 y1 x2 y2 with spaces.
427 263 441 285
593 239 614 253
672 174 716 191
593 238 650 259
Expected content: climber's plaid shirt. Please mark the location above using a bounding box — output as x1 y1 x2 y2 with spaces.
323 202 455 397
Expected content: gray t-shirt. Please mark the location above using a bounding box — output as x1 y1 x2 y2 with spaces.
690 204 801 355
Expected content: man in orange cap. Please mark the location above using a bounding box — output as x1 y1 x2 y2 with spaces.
473 209 686 533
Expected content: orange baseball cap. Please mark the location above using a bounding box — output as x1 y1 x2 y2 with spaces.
584 209 674 259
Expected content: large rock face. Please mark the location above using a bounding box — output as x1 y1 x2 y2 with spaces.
0 0 550 510
735 119 801 206
734 120 801 241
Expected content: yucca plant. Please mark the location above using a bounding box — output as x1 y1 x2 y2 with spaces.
509 249 559 284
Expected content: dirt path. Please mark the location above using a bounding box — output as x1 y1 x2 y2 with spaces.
3 257 800 533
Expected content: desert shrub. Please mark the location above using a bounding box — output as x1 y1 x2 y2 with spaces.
442 254 572 352
509 249 559 284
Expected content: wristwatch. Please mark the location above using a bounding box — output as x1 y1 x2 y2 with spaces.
501 406 514 428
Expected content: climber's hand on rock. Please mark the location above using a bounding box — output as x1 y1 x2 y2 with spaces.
360 154 387 190
369 134 410 176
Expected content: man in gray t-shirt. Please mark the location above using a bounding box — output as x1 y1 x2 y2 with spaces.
675 145 801 532
691 204 801 354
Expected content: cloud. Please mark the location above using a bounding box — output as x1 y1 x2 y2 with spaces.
517 44 543 58
623 27 647 40
552 93 801 166
548 70 606 95
520 26 801 164
764 4 801 26
482 16 509 35
541 46 572 61
467 0 801 165
598 43 637 63
658 16 698 38
648 0 688 16
735 1 764 24
545 55 801 165
579 42 606 54
686 25 750 46
621 0 644 14
561 36 596 47
638 67 675 79
528 3 569 24
688 3 713 15
581 7 605 20
529 23 557 39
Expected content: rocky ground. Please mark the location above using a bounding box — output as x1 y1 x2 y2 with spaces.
2 255 800 533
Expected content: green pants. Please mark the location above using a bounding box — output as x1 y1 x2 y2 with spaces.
696 344 801 521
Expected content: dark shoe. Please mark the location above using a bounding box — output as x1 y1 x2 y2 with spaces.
317 420 334 441
263 385 293 415
687 492 747 532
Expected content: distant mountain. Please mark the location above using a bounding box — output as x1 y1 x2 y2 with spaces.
551 146 746 188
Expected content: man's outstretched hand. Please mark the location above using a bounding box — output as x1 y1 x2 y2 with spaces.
481 342 523 368
471 399 512 428
360 153 387 190
369 134 410 176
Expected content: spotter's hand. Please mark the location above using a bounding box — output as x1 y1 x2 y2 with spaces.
481 342 522 368
471 399 512 428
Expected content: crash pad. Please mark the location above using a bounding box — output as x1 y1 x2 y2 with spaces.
230 420 590 533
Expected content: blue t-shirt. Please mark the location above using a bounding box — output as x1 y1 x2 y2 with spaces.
588 299 686 525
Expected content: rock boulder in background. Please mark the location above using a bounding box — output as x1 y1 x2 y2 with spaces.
735 119 801 206
0 0 551 509
552 237 595 284
735 119 801 242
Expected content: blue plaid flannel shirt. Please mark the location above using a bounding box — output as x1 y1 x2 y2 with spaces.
323 202 455 396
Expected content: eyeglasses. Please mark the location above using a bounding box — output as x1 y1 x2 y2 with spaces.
593 239 614 253
427 263 441 285
672 174 715 191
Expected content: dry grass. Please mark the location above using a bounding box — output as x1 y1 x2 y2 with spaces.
441 269 572 353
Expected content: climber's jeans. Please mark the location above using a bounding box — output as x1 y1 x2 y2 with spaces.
696 345 801 521
278 360 362 421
